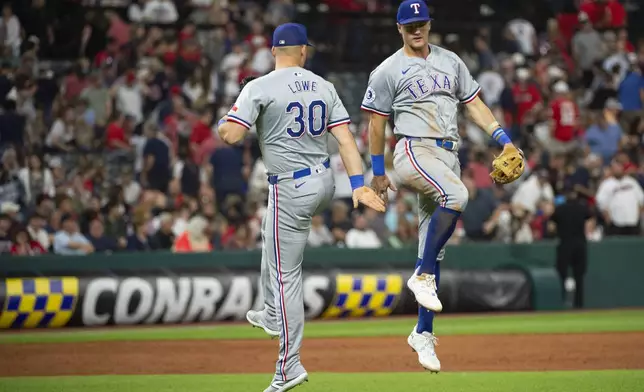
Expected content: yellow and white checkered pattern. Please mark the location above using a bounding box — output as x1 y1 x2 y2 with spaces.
321 274 403 319
0 277 79 329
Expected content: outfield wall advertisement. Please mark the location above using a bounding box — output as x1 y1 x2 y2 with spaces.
0 270 530 329
77 274 335 326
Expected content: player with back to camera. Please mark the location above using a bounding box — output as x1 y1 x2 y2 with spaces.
217 23 386 392
362 0 525 372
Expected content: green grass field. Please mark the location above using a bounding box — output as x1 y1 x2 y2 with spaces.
1 309 643 392
3 371 644 392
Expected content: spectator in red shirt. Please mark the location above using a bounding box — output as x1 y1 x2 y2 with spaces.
94 37 119 68
157 37 178 66
530 200 555 241
607 0 627 28
580 0 625 29
10 227 46 255
106 11 130 47
190 109 217 165
63 64 89 101
178 22 196 44
512 68 543 127
546 20 575 74
219 219 237 248
190 110 212 147
324 0 365 11
177 38 201 70
549 81 580 154
556 2 580 46
580 0 610 28
163 97 198 154
465 150 494 190
106 114 134 151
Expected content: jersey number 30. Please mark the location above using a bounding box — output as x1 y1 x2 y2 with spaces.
286 100 327 138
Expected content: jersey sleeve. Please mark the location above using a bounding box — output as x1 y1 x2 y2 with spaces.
226 82 262 129
327 83 351 130
360 68 394 116
455 56 481 104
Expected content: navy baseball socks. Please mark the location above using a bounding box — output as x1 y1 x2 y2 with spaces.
407 206 458 312
416 206 460 276
416 258 440 333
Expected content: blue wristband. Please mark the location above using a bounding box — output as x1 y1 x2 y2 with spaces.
349 175 365 191
217 118 226 127
371 154 385 176
491 128 511 146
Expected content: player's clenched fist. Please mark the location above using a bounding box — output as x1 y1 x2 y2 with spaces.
352 186 386 212
370 175 397 203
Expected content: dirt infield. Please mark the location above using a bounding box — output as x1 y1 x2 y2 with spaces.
2 332 644 376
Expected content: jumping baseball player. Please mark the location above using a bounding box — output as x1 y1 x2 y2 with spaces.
363 0 524 372
218 23 385 392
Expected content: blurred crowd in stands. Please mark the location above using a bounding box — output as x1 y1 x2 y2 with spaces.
0 0 642 256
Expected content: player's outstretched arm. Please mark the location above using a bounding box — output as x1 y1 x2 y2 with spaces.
367 113 397 202
330 124 386 212
465 96 525 183
464 96 515 147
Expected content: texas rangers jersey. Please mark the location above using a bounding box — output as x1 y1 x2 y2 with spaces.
227 67 351 174
361 44 481 141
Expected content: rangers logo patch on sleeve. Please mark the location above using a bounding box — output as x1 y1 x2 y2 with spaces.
231 105 238 112
364 87 376 103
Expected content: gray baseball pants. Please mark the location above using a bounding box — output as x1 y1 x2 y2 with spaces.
259 165 334 383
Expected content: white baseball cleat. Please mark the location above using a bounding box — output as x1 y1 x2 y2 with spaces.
407 273 443 312
408 326 441 373
263 372 309 392
246 310 280 338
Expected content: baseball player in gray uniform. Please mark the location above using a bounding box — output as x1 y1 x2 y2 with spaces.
218 23 385 392
363 0 523 372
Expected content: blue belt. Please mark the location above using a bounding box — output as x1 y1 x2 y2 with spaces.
403 136 458 152
267 159 330 185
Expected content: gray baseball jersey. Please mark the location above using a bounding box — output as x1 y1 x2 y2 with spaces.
226 66 345 384
361 44 481 141
363 45 474 293
227 67 351 175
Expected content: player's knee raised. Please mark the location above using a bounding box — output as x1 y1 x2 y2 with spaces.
446 184 468 212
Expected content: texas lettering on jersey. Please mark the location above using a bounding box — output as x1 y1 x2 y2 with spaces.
404 73 453 100
361 44 481 141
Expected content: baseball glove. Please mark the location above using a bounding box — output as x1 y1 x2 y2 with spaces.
240 76 257 90
490 146 525 184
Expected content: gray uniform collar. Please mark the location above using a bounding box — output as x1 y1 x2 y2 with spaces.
400 45 434 69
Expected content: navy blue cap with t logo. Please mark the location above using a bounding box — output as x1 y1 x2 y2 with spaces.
272 23 313 47
397 0 432 25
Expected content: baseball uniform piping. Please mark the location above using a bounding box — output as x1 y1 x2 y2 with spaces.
227 114 252 129
360 105 390 117
405 139 448 207
273 184 289 381
328 117 351 129
460 86 481 104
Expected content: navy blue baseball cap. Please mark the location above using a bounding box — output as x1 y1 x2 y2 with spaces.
397 0 432 25
272 23 313 47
